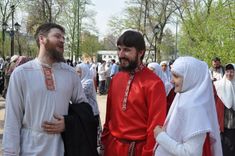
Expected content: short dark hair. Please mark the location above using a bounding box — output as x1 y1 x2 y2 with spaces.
212 57 220 62
225 64 234 71
169 59 175 66
34 23 65 47
117 30 146 60
111 59 116 63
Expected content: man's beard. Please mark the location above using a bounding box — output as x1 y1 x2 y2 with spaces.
215 66 220 70
45 39 65 62
119 55 138 72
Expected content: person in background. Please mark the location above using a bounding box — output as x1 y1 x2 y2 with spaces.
154 56 222 156
2 23 88 156
105 61 111 91
101 30 167 156
160 61 172 83
110 59 119 78
209 57 225 82
147 62 173 96
214 63 235 156
2 55 19 98
98 60 106 95
76 63 102 149
90 62 98 92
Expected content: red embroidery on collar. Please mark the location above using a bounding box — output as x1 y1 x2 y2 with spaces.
42 66 55 91
122 64 145 111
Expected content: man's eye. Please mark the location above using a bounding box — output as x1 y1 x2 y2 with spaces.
124 48 130 52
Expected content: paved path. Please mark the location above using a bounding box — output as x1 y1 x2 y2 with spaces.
0 95 107 155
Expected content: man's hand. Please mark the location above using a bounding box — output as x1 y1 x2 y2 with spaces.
154 125 164 138
42 114 65 134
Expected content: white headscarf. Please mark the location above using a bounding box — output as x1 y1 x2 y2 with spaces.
214 64 235 110
160 61 172 82
76 63 93 84
147 62 165 81
148 62 173 95
163 57 222 156
76 63 99 116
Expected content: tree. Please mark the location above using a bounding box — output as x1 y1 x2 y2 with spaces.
80 31 101 58
108 0 179 62
0 0 20 57
21 0 66 34
100 34 117 50
160 28 175 60
59 0 96 62
175 0 235 64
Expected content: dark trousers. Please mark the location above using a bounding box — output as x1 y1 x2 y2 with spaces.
99 80 106 94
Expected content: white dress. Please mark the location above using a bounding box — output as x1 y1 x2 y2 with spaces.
3 58 88 156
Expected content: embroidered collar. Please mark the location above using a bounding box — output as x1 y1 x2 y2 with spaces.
122 63 145 111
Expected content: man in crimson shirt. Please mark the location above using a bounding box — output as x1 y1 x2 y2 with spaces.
101 30 167 156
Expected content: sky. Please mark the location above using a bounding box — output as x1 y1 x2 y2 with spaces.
92 0 126 38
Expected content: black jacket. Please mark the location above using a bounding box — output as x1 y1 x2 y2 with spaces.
62 102 98 156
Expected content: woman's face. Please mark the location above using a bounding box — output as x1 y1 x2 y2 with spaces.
172 72 183 93
161 64 167 72
225 69 234 81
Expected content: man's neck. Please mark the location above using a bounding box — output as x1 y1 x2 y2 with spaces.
38 50 55 66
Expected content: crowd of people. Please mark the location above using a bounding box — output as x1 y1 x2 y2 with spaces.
1 22 234 156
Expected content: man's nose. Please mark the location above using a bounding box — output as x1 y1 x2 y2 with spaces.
118 49 125 57
60 38 65 43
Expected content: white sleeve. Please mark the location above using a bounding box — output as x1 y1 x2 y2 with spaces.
156 132 206 156
3 71 24 156
71 74 88 104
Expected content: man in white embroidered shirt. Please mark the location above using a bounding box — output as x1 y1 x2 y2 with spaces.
2 23 88 155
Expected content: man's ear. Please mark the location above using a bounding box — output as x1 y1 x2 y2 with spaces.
139 50 145 58
39 35 46 45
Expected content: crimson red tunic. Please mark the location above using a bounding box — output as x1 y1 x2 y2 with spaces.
101 67 167 156
213 85 225 132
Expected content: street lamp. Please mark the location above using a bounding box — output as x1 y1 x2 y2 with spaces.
14 22 21 56
1 22 8 57
153 24 160 62
2 5 21 56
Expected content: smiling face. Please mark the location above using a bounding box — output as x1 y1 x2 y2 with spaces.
225 69 234 81
117 45 143 72
171 72 183 93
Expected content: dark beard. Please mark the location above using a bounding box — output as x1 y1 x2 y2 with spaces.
119 56 138 72
45 40 65 62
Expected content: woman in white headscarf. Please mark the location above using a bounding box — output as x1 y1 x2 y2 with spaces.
148 62 173 96
76 63 102 147
214 63 235 156
154 56 222 156
160 61 172 83
76 63 100 116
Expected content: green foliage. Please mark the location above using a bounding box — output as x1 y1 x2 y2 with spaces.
179 0 235 64
80 31 102 57
108 0 178 62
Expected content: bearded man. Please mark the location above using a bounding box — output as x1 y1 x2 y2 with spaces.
101 30 167 156
209 57 225 81
3 23 88 155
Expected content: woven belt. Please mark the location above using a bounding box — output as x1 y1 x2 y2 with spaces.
117 138 145 156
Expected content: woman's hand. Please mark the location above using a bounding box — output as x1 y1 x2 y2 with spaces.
154 125 164 138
